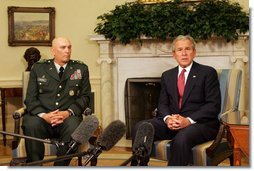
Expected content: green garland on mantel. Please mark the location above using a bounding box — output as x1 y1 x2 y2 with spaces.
94 0 249 44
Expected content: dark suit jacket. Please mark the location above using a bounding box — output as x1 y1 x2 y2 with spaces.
158 61 221 139
25 59 91 117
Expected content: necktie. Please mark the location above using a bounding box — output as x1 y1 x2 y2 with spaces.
59 67 64 79
178 69 186 108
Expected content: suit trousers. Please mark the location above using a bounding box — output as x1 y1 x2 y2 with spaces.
22 114 83 166
131 118 211 166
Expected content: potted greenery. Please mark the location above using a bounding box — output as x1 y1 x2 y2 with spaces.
94 0 249 44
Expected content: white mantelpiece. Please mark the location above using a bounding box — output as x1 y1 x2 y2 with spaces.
90 35 249 128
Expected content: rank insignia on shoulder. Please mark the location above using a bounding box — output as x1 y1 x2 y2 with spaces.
37 59 50 64
72 60 84 64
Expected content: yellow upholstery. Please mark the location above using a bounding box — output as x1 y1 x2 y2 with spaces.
151 69 243 166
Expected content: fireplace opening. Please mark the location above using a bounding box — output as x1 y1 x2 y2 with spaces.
124 78 161 139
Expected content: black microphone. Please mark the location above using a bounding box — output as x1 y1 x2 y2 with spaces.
133 122 154 157
96 120 126 151
83 120 126 166
120 122 154 166
66 115 99 154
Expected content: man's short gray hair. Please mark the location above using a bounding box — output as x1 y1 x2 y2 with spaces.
172 35 196 52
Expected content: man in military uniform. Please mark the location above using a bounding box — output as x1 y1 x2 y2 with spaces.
22 37 91 166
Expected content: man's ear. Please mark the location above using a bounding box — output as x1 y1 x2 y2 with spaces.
50 47 55 56
172 52 176 59
193 49 197 57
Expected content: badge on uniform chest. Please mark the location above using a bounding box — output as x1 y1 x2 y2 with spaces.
70 69 82 80
37 75 47 82
69 90 75 96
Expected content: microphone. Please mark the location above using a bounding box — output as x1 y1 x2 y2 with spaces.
120 122 154 166
132 122 154 158
66 115 99 154
96 120 126 151
83 120 126 166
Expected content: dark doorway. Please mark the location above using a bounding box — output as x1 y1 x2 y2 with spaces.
124 78 161 139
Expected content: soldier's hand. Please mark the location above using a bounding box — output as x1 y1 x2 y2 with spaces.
50 115 64 126
42 110 70 126
42 109 59 124
50 110 70 126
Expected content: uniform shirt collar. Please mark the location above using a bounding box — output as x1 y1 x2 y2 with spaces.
54 62 67 73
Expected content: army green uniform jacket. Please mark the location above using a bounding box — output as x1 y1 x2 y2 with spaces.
25 59 91 116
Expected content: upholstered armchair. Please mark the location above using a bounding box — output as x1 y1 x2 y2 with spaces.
150 69 244 166
10 71 95 166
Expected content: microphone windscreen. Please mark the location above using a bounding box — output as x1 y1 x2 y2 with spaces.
71 115 99 144
133 122 154 157
96 120 126 151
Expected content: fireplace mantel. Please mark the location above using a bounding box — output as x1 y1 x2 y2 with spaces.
90 35 249 128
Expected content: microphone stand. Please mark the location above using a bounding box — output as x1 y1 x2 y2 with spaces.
120 147 147 166
0 130 64 148
120 155 136 166
82 147 102 166
23 151 91 166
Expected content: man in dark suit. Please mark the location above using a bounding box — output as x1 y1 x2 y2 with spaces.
131 35 221 166
22 37 91 165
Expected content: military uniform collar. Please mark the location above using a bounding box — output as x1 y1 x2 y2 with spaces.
54 62 67 73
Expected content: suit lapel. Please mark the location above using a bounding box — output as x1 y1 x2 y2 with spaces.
171 67 179 107
182 62 200 108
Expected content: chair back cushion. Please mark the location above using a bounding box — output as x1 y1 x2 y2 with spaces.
22 71 30 106
217 69 242 123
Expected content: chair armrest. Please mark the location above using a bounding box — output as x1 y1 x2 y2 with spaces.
13 107 26 135
83 107 92 116
206 122 226 157
206 109 237 158
152 108 159 117
13 107 26 120
12 107 26 149
82 92 94 116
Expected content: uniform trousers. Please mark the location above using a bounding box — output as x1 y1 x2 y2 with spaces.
22 114 83 166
